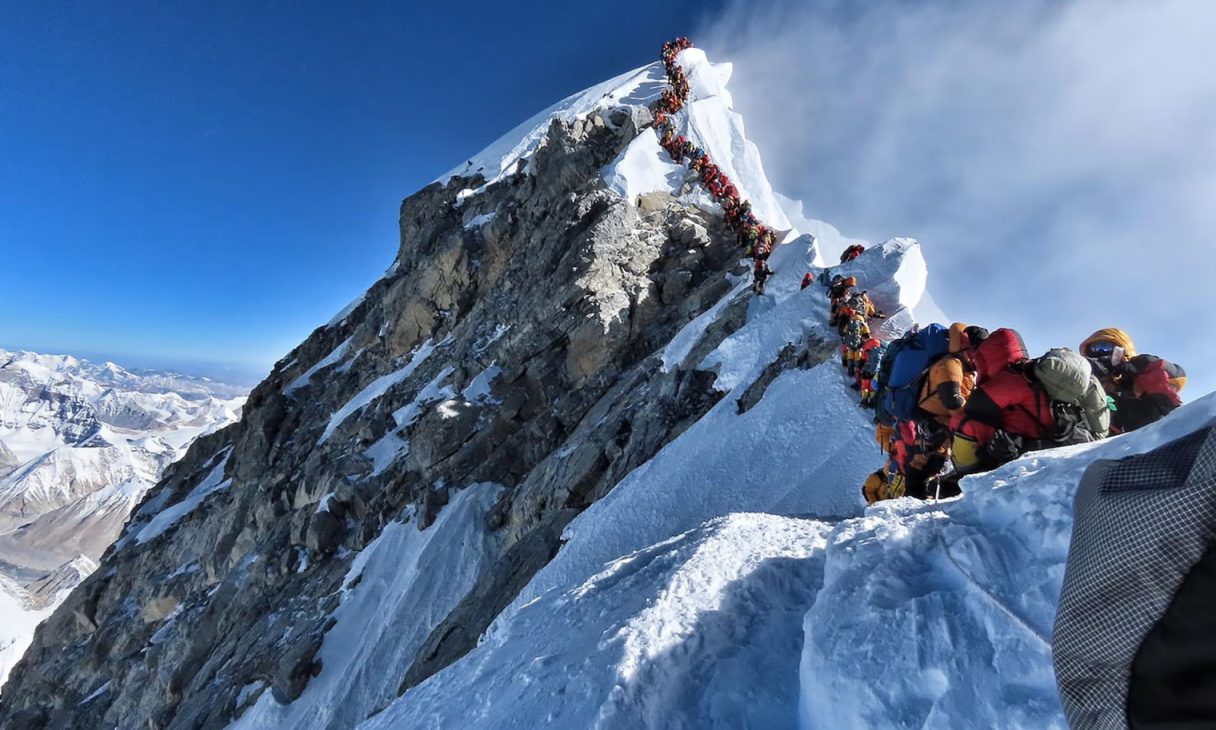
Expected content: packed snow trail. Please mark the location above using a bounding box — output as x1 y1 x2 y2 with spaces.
361 514 833 730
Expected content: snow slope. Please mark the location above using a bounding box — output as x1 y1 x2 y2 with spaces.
364 513 831 730
0 575 56 687
604 48 790 234
233 484 503 729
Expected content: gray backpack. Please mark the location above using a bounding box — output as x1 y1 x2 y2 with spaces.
843 317 867 350
1034 348 1111 439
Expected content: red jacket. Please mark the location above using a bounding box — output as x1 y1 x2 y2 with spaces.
970 328 1029 384
953 368 1055 445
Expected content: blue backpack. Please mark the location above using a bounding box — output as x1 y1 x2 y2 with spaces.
861 342 888 380
874 323 950 426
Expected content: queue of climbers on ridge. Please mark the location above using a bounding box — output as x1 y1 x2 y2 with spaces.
651 37 1188 505
655 38 778 295
818 262 1189 503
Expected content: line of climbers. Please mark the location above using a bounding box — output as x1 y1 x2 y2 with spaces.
650 39 1189 505
654 38 779 295
814 264 1189 504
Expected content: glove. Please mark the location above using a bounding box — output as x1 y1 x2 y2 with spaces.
982 429 1023 463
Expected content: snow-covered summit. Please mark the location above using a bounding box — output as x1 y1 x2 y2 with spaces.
438 62 667 187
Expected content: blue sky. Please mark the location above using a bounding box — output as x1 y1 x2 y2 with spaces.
2 1 1211 396
0 1 723 379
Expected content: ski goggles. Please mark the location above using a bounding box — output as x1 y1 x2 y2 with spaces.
1084 341 1117 358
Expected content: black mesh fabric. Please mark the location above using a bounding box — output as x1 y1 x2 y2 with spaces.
1127 541 1216 728
1053 421 1216 729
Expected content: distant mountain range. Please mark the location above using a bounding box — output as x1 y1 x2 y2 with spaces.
0 347 246 684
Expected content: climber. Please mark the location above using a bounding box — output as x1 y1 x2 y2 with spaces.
1080 328 1137 389
890 419 953 501
828 276 857 327
801 272 815 290
740 223 765 255
752 258 773 296
1110 354 1187 433
763 228 779 255
951 346 1110 475
841 314 871 376
862 426 907 504
839 243 865 263
669 135 688 163
915 324 988 428
962 327 1030 386
858 337 885 406
1080 328 1186 433
862 463 908 505
862 467 888 505
846 290 885 323
871 323 951 428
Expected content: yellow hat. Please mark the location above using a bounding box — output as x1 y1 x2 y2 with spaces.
1080 328 1137 358
1165 361 1187 393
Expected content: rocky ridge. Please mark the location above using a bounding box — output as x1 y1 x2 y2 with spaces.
0 60 824 727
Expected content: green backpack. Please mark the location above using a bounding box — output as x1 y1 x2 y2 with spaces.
1034 348 1111 439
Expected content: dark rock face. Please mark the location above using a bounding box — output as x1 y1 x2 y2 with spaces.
0 106 765 728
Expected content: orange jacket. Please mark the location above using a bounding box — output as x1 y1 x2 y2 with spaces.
917 354 974 426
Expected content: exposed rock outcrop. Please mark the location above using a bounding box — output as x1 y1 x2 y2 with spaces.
0 99 794 728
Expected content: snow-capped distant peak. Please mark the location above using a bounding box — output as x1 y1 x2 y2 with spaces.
0 347 248 688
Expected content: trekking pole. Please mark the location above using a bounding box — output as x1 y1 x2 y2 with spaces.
934 478 942 502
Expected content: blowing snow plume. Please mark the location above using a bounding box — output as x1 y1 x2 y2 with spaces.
696 0 1216 397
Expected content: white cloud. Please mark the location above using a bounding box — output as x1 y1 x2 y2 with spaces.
697 0 1216 396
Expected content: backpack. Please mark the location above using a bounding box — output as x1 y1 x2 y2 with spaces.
874 323 950 426
1035 348 1091 404
846 292 870 317
861 342 888 380
1034 348 1111 439
843 317 869 350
